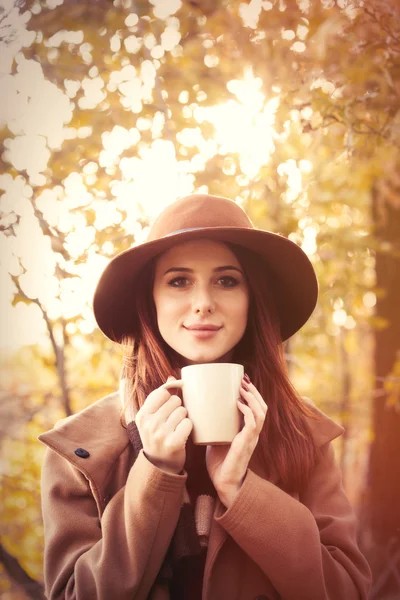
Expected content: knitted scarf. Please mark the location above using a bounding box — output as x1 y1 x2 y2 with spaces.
120 373 217 589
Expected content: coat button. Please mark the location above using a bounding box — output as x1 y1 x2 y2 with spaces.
74 448 90 458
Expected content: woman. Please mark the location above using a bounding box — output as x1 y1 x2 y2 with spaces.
39 194 372 600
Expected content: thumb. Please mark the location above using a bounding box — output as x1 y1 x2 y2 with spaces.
166 375 177 381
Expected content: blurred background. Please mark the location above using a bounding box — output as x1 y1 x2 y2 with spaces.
0 0 399 598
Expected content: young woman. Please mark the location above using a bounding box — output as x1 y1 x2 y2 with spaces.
39 194 372 599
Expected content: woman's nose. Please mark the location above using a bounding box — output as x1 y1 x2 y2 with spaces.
192 287 216 313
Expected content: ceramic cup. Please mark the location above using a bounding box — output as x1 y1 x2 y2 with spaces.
161 362 244 445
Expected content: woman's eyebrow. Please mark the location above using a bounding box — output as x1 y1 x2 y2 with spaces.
163 265 243 275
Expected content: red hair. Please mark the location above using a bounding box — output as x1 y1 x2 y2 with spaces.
120 241 321 493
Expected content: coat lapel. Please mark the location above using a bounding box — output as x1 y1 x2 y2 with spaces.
205 397 345 591
38 391 130 497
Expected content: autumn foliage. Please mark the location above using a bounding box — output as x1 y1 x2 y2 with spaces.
0 0 399 597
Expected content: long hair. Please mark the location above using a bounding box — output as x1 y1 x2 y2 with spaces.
120 241 321 493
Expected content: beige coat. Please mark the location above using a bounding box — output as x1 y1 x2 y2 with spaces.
39 392 371 600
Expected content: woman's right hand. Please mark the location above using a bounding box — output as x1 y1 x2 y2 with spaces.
135 376 193 475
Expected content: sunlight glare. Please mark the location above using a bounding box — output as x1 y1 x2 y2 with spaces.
2 68 286 350
277 159 303 202
333 309 347 327
301 225 318 256
195 70 279 179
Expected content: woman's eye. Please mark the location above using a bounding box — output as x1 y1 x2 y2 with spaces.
168 277 188 287
167 275 239 288
218 276 239 287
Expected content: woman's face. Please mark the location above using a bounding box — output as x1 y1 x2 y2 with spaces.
153 239 250 365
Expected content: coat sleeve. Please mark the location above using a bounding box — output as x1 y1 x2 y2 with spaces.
41 447 186 600
214 441 372 600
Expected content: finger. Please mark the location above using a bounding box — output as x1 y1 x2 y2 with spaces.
247 386 268 415
160 378 183 391
169 417 193 447
241 380 268 415
225 404 258 457
144 380 179 414
155 395 183 424
237 399 257 432
164 405 188 432
240 385 265 423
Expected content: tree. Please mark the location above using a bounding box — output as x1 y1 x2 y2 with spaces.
1 0 399 595
365 171 400 598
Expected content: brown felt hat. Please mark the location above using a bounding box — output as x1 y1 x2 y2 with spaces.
93 194 318 342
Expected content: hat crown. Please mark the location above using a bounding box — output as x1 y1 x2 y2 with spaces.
147 194 254 242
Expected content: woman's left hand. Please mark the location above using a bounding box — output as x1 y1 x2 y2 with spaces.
206 376 268 508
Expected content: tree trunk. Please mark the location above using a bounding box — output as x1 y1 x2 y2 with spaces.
362 177 400 599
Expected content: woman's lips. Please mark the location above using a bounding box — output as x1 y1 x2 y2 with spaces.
184 327 221 339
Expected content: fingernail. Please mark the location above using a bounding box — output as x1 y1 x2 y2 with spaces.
244 373 251 383
241 381 249 391
239 397 247 404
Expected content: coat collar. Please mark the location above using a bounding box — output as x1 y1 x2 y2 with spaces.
38 391 130 492
302 396 344 446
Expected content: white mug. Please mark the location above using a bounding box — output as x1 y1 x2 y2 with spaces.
162 363 244 445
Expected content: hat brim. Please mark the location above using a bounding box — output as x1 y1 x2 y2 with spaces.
92 227 318 343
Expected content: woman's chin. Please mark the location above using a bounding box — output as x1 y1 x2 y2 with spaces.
178 348 232 365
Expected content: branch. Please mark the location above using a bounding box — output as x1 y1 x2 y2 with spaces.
0 393 46 443
369 542 400 598
11 271 72 417
27 195 71 261
26 0 124 35
363 5 400 48
0 542 45 600
0 0 26 45
302 108 400 150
